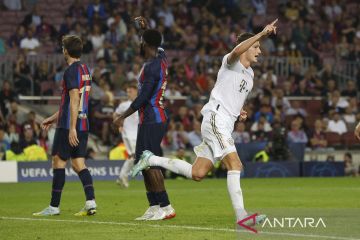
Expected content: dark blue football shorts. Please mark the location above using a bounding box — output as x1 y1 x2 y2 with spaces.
51 128 88 160
135 123 167 166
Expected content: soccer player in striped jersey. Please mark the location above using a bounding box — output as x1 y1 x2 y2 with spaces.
33 35 96 217
113 17 175 220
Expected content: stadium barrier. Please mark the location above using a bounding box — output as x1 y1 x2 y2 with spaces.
17 95 324 102
333 60 359 86
237 142 306 162
0 161 17 183
0 160 344 183
243 161 344 178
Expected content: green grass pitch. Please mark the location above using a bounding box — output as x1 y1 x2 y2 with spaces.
0 178 359 240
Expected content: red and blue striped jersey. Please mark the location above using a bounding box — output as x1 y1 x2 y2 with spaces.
57 61 92 131
130 48 168 125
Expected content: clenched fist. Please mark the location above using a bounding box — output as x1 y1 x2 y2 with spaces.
134 16 148 30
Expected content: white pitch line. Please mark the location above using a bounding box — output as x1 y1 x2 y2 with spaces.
0 216 359 240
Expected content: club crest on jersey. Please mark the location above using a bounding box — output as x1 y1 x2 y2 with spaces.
239 79 248 93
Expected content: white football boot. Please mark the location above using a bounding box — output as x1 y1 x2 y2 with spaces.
147 204 176 220
135 205 160 220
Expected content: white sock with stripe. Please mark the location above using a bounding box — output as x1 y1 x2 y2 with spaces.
148 156 193 179
227 170 247 221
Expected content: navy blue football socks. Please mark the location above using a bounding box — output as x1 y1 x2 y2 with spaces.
50 168 65 207
156 191 170 207
78 169 95 200
146 192 157 206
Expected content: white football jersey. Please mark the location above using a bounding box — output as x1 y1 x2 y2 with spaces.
115 100 139 141
201 53 254 123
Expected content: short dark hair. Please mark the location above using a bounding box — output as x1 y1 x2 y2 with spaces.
62 35 83 58
345 152 352 159
236 32 255 44
127 81 138 90
143 29 162 47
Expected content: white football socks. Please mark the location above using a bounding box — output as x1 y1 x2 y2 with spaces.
148 156 193 179
120 159 135 179
227 170 247 221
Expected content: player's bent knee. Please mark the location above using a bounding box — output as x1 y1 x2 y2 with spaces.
192 175 203 181
71 161 86 173
52 155 66 169
228 161 243 171
72 165 86 173
223 157 243 171
192 169 207 181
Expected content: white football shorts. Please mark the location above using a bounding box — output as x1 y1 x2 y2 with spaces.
194 111 237 165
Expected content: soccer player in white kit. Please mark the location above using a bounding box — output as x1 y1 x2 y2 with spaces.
113 83 139 188
132 19 278 223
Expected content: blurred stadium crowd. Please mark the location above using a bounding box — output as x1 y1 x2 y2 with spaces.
0 0 359 172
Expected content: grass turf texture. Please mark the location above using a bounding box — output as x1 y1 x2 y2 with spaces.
0 178 359 240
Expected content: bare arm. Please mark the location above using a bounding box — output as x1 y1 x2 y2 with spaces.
113 111 120 120
113 107 136 127
227 19 278 65
69 89 80 130
134 16 149 36
49 111 59 122
355 122 360 140
41 111 59 131
112 16 149 128
69 89 80 147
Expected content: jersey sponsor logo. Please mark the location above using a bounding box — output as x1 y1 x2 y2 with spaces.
158 63 168 109
82 74 91 81
78 113 88 119
239 79 248 93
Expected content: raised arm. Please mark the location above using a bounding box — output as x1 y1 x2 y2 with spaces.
113 16 150 127
113 64 158 126
227 19 278 65
134 16 149 36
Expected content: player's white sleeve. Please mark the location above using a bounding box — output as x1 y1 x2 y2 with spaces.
222 53 232 68
115 103 126 115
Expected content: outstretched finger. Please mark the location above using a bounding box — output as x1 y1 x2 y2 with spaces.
271 18 278 26
70 136 79 147
74 135 79 146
